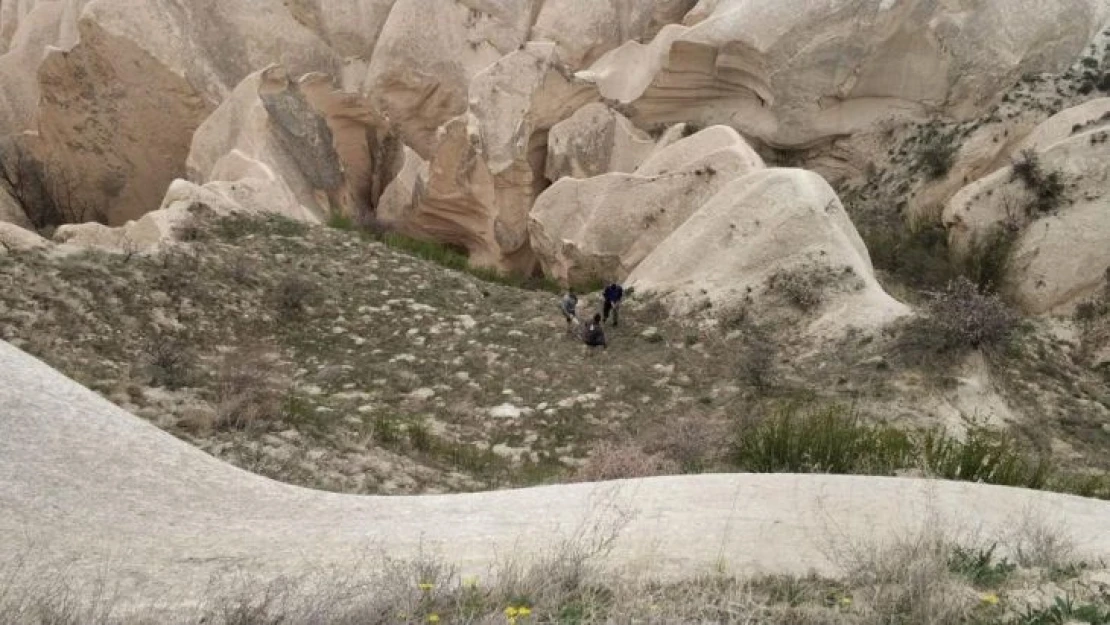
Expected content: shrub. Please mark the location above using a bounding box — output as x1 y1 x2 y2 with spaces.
962 226 1018 293
947 544 1016 589
572 441 679 482
736 325 778 393
642 415 727 473
141 335 195 390
272 275 316 319
732 403 913 475
766 267 825 312
1011 149 1067 213
917 125 959 179
904 278 1021 354
864 220 959 291
921 426 1051 488
214 348 288 431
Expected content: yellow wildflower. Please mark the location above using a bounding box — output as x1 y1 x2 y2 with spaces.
463 576 480 588
419 582 434 592
518 606 533 617
427 614 440 624
839 596 852 607
981 593 1000 606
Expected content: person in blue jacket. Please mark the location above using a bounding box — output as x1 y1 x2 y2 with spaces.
602 282 624 327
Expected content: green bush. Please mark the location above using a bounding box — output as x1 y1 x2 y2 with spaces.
922 426 1051 488
947 544 1016 588
1011 149 1067 214
917 125 959 179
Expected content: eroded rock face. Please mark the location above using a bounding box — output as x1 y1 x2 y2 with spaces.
361 0 539 158
529 126 762 284
9 0 342 225
0 0 89 136
628 168 909 337
187 66 399 222
377 43 595 271
531 0 697 69
582 0 1109 150
943 112 1110 314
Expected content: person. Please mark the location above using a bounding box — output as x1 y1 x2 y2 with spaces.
602 282 624 327
560 289 579 335
584 313 607 352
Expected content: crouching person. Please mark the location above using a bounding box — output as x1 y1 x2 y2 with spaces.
584 313 607 355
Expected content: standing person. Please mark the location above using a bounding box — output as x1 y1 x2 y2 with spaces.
602 282 624 327
583 313 607 353
560 288 579 335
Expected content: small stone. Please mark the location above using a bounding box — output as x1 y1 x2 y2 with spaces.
489 403 523 419
409 388 436 401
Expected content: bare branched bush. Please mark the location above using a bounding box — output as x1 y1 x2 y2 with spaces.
0 140 107 230
215 347 289 431
572 441 679 482
737 325 779 393
642 414 728 473
902 278 1021 354
272 276 316 319
844 528 970 625
141 335 195 390
767 267 825 312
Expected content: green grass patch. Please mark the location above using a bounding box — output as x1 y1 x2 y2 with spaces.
731 402 1106 497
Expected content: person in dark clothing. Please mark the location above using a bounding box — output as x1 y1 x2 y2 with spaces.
602 283 624 327
584 313 607 352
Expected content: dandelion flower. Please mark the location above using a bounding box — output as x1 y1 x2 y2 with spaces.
505 606 519 618
518 606 533 617
981 593 1000 606
427 614 440 624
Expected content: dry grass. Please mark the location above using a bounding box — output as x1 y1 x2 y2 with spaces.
572 440 679 482
1 513 1101 625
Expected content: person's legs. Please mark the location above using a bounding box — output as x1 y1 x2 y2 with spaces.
603 299 613 322
612 302 619 327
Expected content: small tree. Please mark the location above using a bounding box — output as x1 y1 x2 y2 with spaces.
0 140 107 230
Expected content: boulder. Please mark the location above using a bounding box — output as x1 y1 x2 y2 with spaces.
943 121 1110 314
0 221 49 252
581 0 1110 150
545 103 657 181
628 168 909 337
529 126 763 284
53 202 192 254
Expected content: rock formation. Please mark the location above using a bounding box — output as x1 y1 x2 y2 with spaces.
628 168 909 336
944 107 1110 314
529 126 763 284
582 0 1109 151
